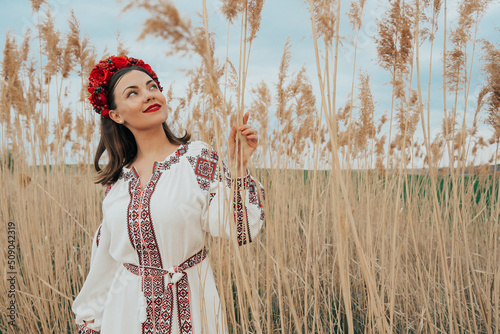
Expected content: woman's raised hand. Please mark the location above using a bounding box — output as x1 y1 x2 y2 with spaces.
228 112 258 176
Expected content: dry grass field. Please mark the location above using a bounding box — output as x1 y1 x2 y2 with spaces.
1 0 499 333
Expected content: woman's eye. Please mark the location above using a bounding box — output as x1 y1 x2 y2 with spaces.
127 91 137 98
150 84 158 90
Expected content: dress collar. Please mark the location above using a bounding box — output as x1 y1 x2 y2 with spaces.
118 142 191 181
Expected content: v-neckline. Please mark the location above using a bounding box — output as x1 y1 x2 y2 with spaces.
122 144 183 191
130 160 163 192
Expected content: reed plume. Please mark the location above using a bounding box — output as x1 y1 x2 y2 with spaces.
38 9 62 84
66 11 97 110
115 31 129 57
347 0 366 32
1 32 30 122
353 72 375 157
345 0 367 162
310 0 335 46
273 39 318 166
247 0 265 43
376 0 416 171
29 0 46 12
123 0 194 56
248 81 271 152
220 0 245 24
481 40 500 144
376 0 414 77
443 0 490 169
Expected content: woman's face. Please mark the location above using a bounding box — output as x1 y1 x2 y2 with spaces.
109 70 167 133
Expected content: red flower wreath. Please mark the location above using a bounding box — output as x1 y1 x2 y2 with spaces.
87 56 163 118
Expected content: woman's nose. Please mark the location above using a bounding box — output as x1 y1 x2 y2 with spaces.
144 90 155 101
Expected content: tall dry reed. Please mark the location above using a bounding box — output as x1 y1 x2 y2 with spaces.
0 0 499 333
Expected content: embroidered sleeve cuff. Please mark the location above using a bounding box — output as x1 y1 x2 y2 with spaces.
232 173 251 191
223 165 251 190
78 324 100 334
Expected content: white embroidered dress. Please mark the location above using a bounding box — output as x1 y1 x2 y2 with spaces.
72 141 265 334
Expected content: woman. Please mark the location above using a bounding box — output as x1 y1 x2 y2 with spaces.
72 56 265 334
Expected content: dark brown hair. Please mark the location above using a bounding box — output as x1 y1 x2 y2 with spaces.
93 66 190 186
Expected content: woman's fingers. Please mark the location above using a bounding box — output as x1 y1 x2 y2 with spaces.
239 125 258 137
229 112 257 163
229 125 237 143
241 128 255 136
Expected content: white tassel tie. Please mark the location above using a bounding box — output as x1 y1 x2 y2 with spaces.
122 248 207 333
167 268 185 284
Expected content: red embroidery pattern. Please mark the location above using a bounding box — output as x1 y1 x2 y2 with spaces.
155 145 188 171
177 276 191 332
119 144 189 182
247 177 266 222
123 248 208 334
248 180 258 206
126 180 141 254
223 171 250 191
187 148 220 191
78 324 100 334
104 184 112 197
122 144 195 334
234 190 251 246
234 174 251 191
136 172 164 266
95 225 102 248
119 168 135 182
186 145 265 246
196 158 217 179
124 249 207 276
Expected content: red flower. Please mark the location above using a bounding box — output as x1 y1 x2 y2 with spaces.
98 60 109 69
111 56 129 70
90 68 112 85
139 63 153 73
134 58 145 67
88 55 162 117
89 91 107 106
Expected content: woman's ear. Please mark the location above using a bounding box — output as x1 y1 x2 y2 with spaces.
109 110 124 124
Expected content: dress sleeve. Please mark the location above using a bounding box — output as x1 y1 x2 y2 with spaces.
201 156 266 246
90 225 102 267
72 219 120 333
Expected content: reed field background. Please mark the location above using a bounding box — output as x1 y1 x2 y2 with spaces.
1 0 499 332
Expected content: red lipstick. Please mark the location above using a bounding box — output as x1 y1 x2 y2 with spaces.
144 104 161 113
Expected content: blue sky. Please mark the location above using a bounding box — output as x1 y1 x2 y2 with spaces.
2 0 500 166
